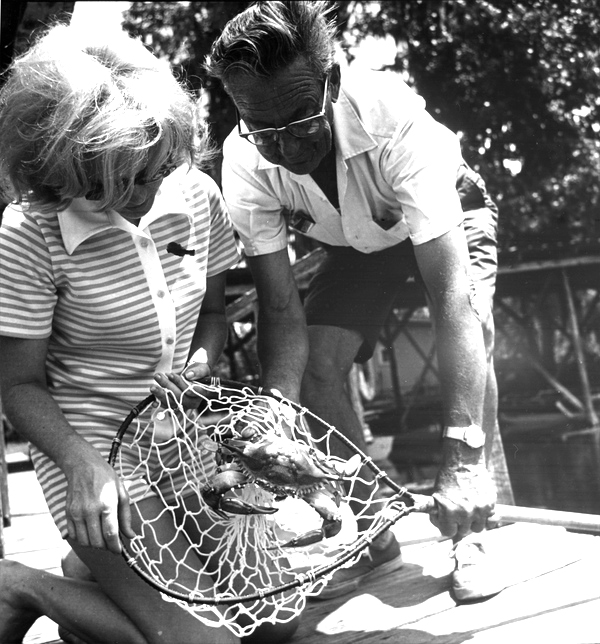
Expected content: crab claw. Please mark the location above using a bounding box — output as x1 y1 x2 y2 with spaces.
332 454 362 477
213 497 278 516
280 516 342 548
280 488 343 548
202 469 278 517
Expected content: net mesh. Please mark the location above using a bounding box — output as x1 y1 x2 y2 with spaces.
109 378 414 638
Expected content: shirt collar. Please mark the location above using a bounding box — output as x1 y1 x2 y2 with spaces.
333 86 378 160
58 166 193 255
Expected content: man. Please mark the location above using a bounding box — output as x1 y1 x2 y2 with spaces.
206 0 514 602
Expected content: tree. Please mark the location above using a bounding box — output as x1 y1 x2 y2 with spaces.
123 0 600 258
336 0 600 258
124 1 251 184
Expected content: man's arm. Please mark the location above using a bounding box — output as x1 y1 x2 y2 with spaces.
413 224 496 538
187 271 230 370
246 249 309 403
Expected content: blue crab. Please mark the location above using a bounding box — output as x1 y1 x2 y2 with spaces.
201 413 361 547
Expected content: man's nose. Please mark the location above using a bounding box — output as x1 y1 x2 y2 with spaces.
276 132 303 157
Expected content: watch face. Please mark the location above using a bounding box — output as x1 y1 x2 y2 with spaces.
465 426 485 448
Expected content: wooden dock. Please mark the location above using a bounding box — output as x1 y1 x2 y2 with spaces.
3 451 600 644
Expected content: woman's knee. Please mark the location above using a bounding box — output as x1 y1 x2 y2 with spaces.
61 548 95 582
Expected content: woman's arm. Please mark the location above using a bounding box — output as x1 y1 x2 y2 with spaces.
0 335 135 553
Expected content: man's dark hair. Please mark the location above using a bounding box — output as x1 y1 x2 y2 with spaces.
205 1 337 83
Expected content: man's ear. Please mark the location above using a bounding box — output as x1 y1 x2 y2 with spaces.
330 63 341 103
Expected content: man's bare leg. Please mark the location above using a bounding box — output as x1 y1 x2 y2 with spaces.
0 558 147 644
301 325 392 543
0 496 239 644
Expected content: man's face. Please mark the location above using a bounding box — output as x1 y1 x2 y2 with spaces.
225 59 334 175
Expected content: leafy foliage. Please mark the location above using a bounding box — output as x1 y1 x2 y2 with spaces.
124 1 250 179
337 0 600 258
123 1 600 257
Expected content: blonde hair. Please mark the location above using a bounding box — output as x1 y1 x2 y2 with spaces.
0 23 213 211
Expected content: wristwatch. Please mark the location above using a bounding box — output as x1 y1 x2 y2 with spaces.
443 424 485 448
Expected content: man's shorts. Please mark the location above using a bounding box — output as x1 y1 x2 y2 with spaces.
303 165 499 363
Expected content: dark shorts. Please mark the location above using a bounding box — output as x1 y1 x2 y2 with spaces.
303 165 499 363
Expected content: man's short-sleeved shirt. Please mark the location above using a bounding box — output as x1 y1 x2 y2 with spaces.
0 166 240 429
222 70 466 255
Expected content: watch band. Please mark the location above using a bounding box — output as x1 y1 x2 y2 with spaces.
443 424 485 448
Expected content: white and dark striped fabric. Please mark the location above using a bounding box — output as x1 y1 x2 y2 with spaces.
0 166 240 536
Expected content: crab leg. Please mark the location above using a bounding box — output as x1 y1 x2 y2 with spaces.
280 488 343 548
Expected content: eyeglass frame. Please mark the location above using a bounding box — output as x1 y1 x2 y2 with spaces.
236 75 330 147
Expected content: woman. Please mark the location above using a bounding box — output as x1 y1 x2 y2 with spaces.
0 23 298 644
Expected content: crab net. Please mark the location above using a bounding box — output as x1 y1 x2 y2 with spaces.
109 377 415 638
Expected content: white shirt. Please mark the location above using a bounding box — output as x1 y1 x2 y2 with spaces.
222 70 466 255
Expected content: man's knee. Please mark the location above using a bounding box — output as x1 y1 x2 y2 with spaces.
304 327 360 389
302 352 348 391
481 311 495 360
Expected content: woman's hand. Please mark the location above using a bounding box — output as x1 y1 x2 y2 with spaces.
64 447 135 554
151 347 213 410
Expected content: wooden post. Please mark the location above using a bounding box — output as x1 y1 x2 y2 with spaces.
0 388 10 559
561 269 599 428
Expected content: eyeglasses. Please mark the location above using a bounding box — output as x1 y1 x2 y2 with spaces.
85 159 178 201
237 76 329 148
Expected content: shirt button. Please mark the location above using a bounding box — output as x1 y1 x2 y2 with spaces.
140 239 149 249
157 289 165 298
165 337 174 345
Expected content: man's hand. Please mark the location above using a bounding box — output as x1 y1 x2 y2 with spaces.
429 461 496 539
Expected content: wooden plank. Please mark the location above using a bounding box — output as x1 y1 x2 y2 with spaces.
411 494 600 533
6 470 600 644
293 524 600 644
498 254 600 275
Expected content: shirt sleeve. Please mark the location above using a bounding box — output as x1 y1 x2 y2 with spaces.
381 109 465 246
189 171 240 276
221 133 289 257
0 205 57 338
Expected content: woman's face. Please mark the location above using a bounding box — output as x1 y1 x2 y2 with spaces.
86 142 177 224
118 180 164 224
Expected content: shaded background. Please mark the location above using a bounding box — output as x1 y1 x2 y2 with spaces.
2 1 599 513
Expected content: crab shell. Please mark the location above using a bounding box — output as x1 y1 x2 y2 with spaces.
220 434 342 495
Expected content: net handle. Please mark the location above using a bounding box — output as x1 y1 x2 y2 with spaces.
411 493 600 533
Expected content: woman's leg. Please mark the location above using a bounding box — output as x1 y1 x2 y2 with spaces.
69 495 238 644
175 494 301 643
